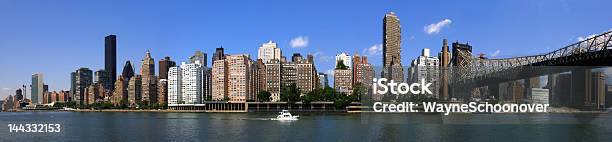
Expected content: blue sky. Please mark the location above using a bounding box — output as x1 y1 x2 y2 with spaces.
1 0 611 98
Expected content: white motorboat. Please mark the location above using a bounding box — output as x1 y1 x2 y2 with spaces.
274 110 299 121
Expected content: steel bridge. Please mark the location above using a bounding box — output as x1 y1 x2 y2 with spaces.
450 31 612 86
444 31 612 109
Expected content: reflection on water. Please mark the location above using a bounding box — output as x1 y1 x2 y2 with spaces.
0 112 611 141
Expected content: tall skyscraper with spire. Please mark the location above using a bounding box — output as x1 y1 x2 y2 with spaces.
382 12 404 83
140 50 157 104
105 35 117 91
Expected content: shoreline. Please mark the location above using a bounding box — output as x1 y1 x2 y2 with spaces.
2 109 609 114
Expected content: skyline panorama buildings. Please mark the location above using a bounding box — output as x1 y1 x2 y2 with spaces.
6 11 609 110
22 12 407 106
12 11 497 105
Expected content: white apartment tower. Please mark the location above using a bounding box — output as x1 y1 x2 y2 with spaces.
168 66 181 104
168 61 203 105
335 53 352 69
258 41 282 64
409 48 440 98
181 62 203 104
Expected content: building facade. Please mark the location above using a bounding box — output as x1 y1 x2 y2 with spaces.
265 59 282 101
352 54 374 87
168 66 182 104
189 51 207 66
335 53 352 69
140 51 157 104
31 73 44 105
105 35 117 91
127 75 142 107
382 12 404 83
409 48 440 98
334 69 353 95
212 59 228 101
94 69 112 92
72 68 93 105
258 41 282 64
112 76 128 106
318 73 328 88
122 61 135 81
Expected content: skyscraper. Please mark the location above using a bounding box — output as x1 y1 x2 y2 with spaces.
212 47 225 61
409 48 440 98
140 51 157 104
72 68 93 105
352 54 374 87
105 35 117 91
383 12 402 67
264 59 282 101
439 39 451 100
112 76 128 106
212 59 228 101
258 41 282 63
282 54 318 95
168 62 203 104
157 79 168 105
226 54 255 102
159 57 176 80
168 66 182 104
211 54 259 102
202 67 212 102
122 61 135 81
70 72 76 101
31 73 44 104
127 75 142 107
180 62 203 104
256 59 267 96
382 12 404 83
189 51 207 66
318 73 329 88
94 69 112 91
158 56 176 105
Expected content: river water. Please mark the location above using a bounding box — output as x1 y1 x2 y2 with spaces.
1 112 611 141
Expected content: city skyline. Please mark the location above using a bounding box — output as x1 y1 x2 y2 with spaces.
2 0 612 98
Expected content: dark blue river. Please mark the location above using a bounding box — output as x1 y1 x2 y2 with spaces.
1 112 611 141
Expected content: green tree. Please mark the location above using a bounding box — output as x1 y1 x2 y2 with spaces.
322 86 336 101
301 89 323 104
333 93 353 109
336 60 348 70
281 83 301 103
257 91 272 102
351 83 367 101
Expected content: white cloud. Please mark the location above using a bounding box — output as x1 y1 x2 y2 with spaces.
1 88 10 91
313 51 332 63
290 36 309 48
363 44 383 56
490 50 501 57
326 69 335 78
424 19 452 35
577 34 595 42
577 28 612 42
